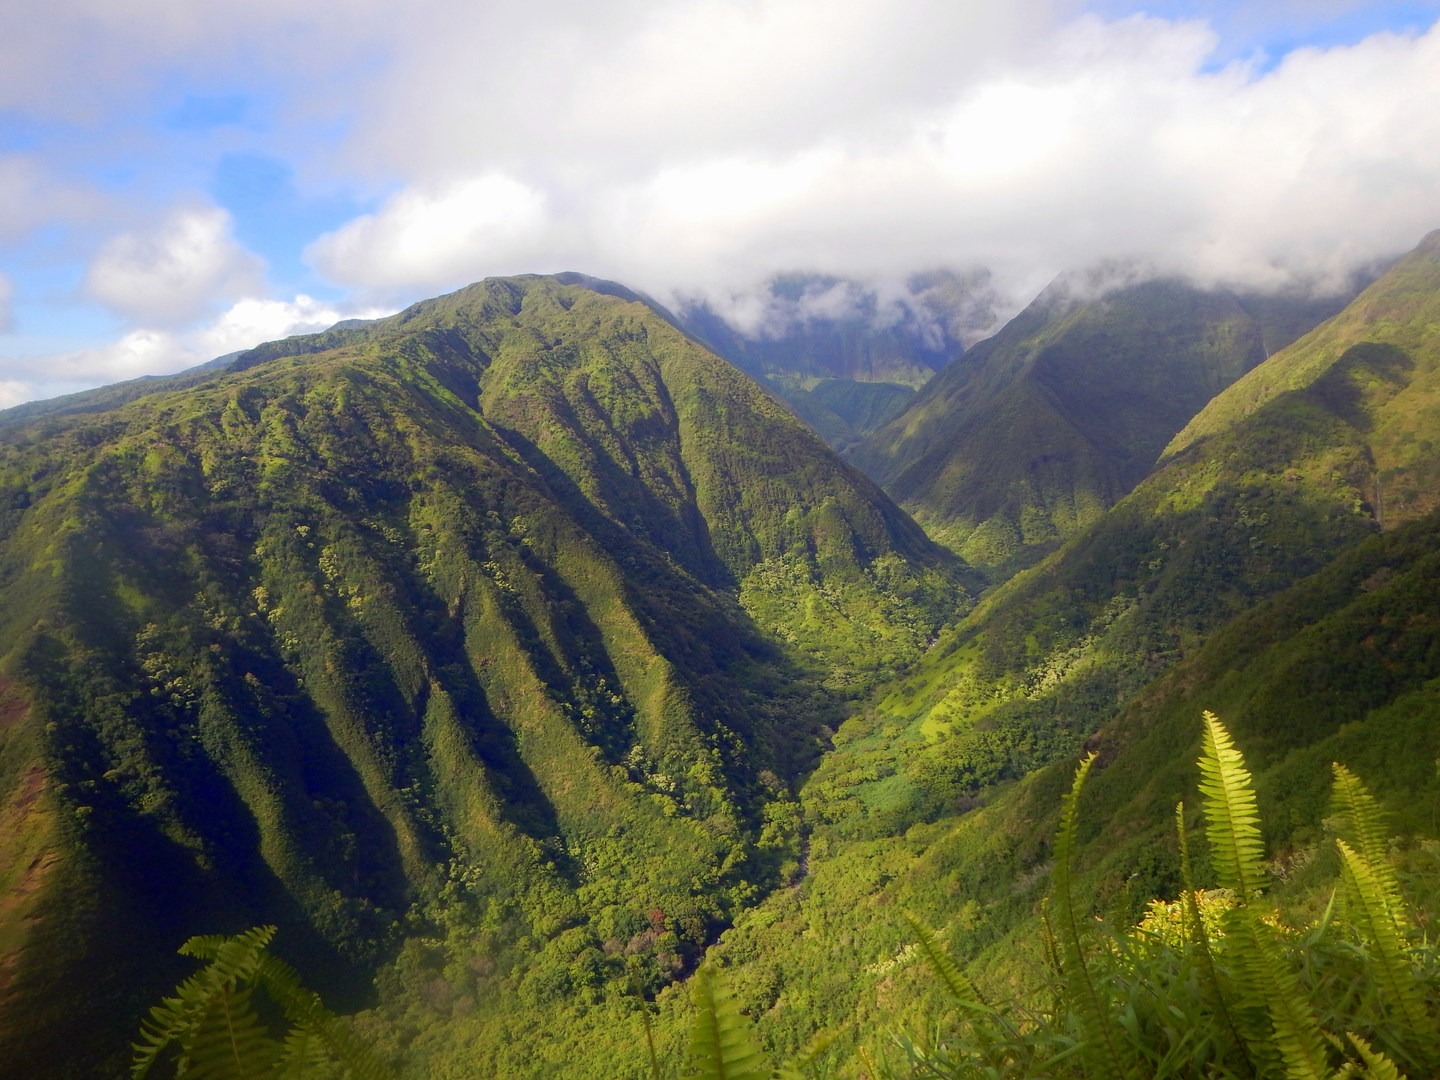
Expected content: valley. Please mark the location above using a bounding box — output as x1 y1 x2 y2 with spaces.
3 231 1440 1078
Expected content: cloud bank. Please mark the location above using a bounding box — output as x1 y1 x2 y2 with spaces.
3 0 1440 405
297 3 1440 315
0 294 391 410
84 207 265 326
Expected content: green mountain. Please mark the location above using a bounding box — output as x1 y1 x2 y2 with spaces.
677 270 1000 450
687 230 1440 1064
0 275 968 1076
853 275 1360 576
707 502 1440 1069
1166 228 1440 526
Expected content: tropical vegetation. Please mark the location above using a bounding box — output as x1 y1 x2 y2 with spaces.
3 227 1440 1079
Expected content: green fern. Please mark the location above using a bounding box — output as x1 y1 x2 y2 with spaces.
900 911 986 1012
1335 840 1433 1044
685 966 771 1080
133 927 280 1080
1197 713 1330 1079
1342 1032 1407 1080
1176 800 1251 1075
1197 712 1266 902
1051 752 1138 1080
132 926 391 1080
1331 764 1407 930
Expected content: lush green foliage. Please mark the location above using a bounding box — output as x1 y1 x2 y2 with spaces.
0 275 967 1077
697 503 1440 1080
864 716 1440 1080
9 230 1440 1080
853 276 1356 575
765 378 917 453
133 926 391 1080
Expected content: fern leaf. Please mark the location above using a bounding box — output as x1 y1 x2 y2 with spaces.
1332 765 1408 931
133 929 279 1079
1176 801 1251 1075
900 911 987 1011
1197 717 1330 1078
685 966 770 1080
185 982 282 1080
1198 712 1265 902
276 1025 330 1079
1051 753 1138 1080
773 1029 838 1080
1224 910 1331 1079
253 955 392 1080
1346 1031 1407 1080
1336 840 1432 1039
1331 766 1391 866
133 926 390 1080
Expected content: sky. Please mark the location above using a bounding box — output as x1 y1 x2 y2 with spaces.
2 0 1440 407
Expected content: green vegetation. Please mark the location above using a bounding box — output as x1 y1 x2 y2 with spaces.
853 275 1360 576
1168 229 1440 529
0 275 966 1077
764 378 917 453
134 926 391 1080
675 270 1000 453
143 716 1440 1079
859 716 1440 1079
8 228 1440 1079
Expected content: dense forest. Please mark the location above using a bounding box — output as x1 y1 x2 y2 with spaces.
2 229 1440 1078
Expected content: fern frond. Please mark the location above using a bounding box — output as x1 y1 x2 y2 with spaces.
1196 717 1330 1078
900 911 986 1011
1198 712 1265 902
685 966 770 1080
1224 909 1332 1079
133 926 390 1080
1177 801 1252 1075
1332 765 1408 931
773 1029 838 1080
253 955 392 1080
1336 840 1432 1039
1051 752 1138 1080
1331 766 1391 867
1346 1031 1407 1080
133 928 280 1079
183 982 282 1079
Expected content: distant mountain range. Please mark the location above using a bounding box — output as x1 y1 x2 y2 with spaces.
851 272 1365 575
3 230 1439 1079
676 270 1002 450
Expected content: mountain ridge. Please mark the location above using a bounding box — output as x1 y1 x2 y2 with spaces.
0 273 968 1076
850 270 1368 576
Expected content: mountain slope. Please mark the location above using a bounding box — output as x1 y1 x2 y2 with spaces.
677 271 1000 450
1167 228 1440 526
854 276 1358 575
692 231 1440 1066
0 275 968 1076
707 503 1440 1068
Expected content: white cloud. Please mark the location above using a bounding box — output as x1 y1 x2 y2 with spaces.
84 206 265 326
5 0 1440 385
289 9 1440 326
0 155 103 241
0 293 390 409
193 294 390 356
0 275 13 333
306 175 553 291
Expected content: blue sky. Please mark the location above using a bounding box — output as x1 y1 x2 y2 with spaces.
2 0 1439 406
